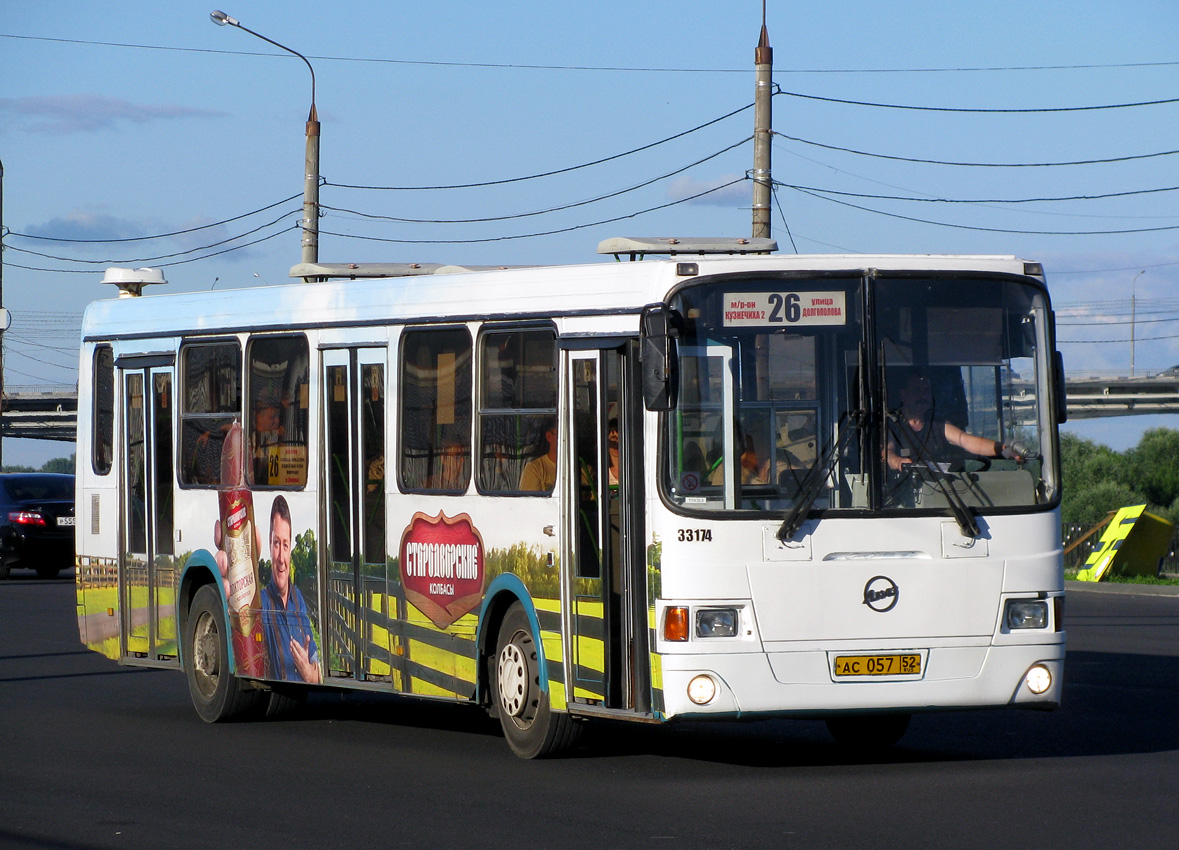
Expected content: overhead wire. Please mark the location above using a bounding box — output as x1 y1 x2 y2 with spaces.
327 104 754 191
319 178 748 245
786 185 1179 236
4 194 302 243
773 88 1179 113
324 138 749 225
5 33 1179 74
773 180 1179 206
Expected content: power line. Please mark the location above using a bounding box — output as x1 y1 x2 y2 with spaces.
4 209 299 265
773 132 1179 168
328 104 754 191
774 180 1179 206
1058 315 1179 327
1059 333 1179 344
5 226 295 273
774 88 1179 113
319 178 747 245
788 186 1179 236
1 363 74 383
1051 260 1179 276
324 139 748 225
6 33 1177 75
4 194 303 244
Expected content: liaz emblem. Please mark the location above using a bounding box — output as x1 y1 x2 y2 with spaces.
862 575 900 613
399 512 486 629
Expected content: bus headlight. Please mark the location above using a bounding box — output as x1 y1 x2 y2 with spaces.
687 675 717 705
1025 664 1052 695
695 608 738 638
1005 599 1048 630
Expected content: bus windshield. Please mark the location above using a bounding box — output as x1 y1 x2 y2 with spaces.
663 272 1058 517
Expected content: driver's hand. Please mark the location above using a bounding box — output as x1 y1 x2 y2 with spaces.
1000 442 1028 462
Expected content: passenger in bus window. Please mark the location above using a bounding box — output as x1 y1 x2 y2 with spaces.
251 386 284 485
886 370 1020 471
518 418 557 492
426 440 467 491
607 418 620 486
262 495 321 683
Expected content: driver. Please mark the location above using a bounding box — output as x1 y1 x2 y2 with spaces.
886 371 1020 472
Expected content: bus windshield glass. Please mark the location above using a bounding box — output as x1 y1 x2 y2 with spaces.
663 273 1057 516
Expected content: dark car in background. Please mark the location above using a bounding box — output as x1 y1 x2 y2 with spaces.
0 473 76 579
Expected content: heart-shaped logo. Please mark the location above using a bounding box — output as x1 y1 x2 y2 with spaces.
398 512 486 629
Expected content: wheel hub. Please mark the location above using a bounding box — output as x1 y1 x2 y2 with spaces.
497 639 529 718
192 612 220 697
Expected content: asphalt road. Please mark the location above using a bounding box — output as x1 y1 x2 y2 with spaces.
2 572 1177 850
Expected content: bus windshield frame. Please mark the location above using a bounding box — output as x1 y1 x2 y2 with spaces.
660 269 1060 521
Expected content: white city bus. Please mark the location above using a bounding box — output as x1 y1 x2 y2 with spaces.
75 238 1067 757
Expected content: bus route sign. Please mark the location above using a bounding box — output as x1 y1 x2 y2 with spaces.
722 291 847 328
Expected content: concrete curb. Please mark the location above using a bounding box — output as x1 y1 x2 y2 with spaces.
1066 579 1179 598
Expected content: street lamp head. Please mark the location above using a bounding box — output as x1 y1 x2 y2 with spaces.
206 7 320 269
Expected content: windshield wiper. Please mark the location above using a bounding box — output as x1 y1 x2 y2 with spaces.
777 409 863 542
887 411 981 538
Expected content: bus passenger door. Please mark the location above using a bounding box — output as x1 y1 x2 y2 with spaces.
564 343 650 713
119 363 177 665
321 348 388 682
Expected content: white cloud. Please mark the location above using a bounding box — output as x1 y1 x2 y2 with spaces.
667 174 749 207
0 94 225 134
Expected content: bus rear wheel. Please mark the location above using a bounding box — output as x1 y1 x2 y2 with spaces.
184 584 260 722
492 602 579 759
825 713 911 750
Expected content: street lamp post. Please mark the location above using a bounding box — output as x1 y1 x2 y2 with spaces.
1130 269 1144 377
210 10 319 269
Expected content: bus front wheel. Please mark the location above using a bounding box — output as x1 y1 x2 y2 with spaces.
184 584 260 722
492 602 579 759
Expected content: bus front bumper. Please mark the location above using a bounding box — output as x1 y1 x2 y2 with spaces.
658 640 1065 720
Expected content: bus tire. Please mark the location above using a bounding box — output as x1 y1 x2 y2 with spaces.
825 713 911 750
262 685 306 719
492 602 579 759
184 584 260 722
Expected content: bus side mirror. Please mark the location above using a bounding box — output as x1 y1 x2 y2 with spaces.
1053 350 1067 424
640 303 681 411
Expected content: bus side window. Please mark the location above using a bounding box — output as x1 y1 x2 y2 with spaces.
399 327 473 493
179 342 241 487
246 336 310 489
92 345 115 475
477 328 557 494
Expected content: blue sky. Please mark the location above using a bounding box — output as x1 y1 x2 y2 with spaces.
1 1 1177 465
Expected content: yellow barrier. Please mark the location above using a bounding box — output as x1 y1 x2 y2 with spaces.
1076 504 1175 581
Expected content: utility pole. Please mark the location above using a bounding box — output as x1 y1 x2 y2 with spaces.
1131 269 1144 377
751 3 773 240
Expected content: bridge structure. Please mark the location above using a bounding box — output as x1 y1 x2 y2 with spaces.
1 387 77 441
3 375 1177 446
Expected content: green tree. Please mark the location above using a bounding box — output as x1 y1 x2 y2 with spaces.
40 455 76 475
1123 429 1179 509
1059 433 1146 525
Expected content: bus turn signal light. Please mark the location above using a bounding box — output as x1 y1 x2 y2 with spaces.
664 606 689 641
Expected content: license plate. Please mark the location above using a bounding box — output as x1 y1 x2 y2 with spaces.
56 516 76 527
833 653 922 677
